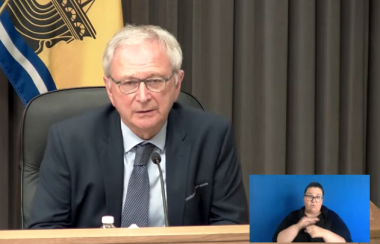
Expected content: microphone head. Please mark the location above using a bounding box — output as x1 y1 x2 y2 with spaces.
151 152 161 165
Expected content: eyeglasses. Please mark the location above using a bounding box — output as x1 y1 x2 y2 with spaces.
109 73 174 95
304 194 324 202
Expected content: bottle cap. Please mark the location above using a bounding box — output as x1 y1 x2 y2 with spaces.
102 216 114 224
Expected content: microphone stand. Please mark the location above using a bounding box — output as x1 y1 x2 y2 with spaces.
151 153 169 227
156 163 169 227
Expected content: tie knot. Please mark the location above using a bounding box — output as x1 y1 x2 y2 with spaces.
134 143 155 166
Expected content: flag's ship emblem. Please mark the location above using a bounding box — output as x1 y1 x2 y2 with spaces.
6 0 96 54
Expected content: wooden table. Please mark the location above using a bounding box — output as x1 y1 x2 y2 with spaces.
0 202 379 244
0 225 250 244
371 201 380 242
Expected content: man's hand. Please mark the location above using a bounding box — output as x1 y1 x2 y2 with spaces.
305 225 326 238
296 216 319 230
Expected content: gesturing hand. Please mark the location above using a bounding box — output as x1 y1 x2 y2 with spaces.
305 225 325 238
296 216 319 230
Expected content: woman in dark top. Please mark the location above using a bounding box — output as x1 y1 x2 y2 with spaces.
273 182 352 242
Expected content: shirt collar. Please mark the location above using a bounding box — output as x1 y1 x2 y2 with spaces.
121 120 167 153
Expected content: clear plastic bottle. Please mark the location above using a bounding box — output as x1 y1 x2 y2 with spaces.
100 216 116 228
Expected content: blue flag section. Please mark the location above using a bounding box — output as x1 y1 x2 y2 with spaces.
249 175 370 243
0 0 123 105
0 0 56 105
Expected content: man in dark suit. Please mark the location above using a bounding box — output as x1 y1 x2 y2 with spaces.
28 24 248 228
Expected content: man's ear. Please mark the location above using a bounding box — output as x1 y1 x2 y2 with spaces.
176 70 184 89
174 70 184 101
103 76 115 106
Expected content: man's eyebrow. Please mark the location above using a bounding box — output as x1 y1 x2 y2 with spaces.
118 73 163 80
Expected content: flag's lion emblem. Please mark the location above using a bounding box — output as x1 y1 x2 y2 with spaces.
6 0 96 54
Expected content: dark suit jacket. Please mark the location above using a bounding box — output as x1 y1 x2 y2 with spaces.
28 102 248 228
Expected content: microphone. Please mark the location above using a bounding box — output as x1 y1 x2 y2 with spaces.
151 152 169 227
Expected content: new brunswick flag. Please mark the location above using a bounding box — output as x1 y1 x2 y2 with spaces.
0 0 123 105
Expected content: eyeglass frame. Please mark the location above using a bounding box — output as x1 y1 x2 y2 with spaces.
108 72 175 95
304 194 324 202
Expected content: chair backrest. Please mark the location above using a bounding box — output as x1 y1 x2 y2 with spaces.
20 87 204 229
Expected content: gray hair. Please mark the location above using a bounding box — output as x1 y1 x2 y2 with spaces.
102 24 183 82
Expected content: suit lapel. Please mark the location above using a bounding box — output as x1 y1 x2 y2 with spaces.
98 108 124 227
165 105 191 226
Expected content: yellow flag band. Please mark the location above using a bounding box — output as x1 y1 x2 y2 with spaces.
36 1 124 89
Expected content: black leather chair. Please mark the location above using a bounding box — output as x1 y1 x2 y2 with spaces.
19 86 203 229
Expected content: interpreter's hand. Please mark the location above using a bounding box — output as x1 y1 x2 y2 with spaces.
304 225 326 238
296 216 319 230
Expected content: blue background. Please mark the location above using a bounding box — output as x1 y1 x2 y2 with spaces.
249 175 370 242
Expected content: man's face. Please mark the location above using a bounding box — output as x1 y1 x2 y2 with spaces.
303 187 323 214
104 40 184 139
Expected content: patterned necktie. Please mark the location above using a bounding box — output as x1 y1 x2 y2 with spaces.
121 143 155 227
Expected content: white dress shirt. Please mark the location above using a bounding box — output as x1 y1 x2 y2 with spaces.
121 120 167 227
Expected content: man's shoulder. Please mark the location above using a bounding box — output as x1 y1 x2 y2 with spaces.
172 102 230 128
52 104 116 133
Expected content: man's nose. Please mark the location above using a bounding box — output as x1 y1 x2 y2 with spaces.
136 82 150 102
